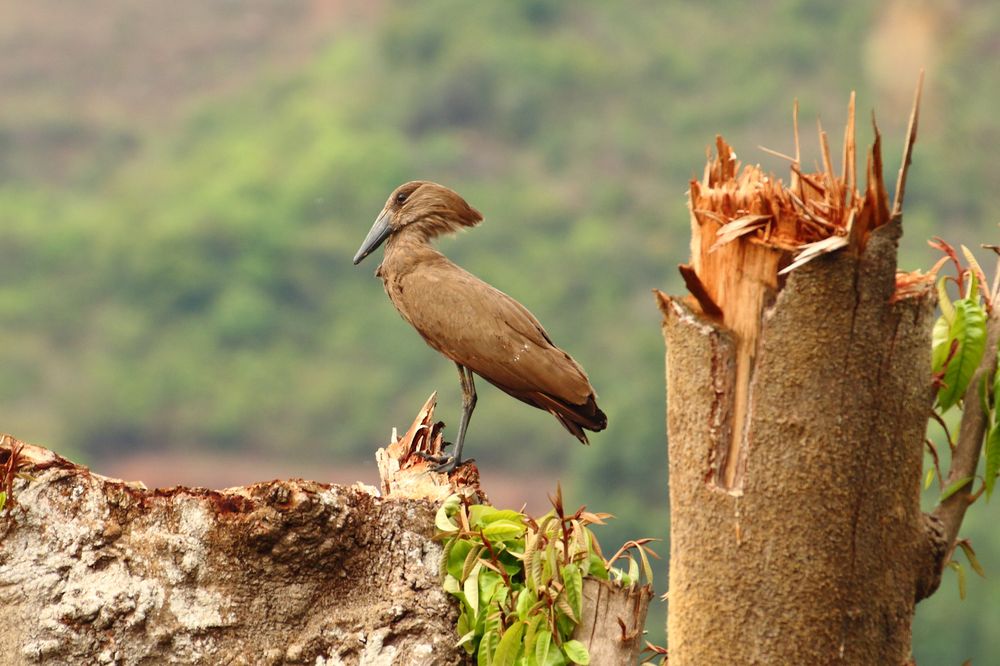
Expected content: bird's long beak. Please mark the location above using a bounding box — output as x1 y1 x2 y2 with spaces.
353 207 393 265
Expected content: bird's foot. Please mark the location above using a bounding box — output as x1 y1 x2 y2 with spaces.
414 452 472 475
413 451 451 465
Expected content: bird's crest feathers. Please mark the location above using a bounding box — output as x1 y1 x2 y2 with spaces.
388 181 483 239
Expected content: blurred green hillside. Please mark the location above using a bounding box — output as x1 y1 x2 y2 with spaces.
2 0 999 661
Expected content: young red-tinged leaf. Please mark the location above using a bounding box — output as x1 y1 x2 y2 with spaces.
555 593 578 624
585 529 605 561
492 620 525 666
947 560 968 600
579 511 611 525
562 639 590 665
957 540 986 578
985 425 1000 500
940 476 975 502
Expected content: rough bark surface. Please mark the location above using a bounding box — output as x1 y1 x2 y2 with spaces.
0 440 460 665
571 578 652 665
659 220 935 665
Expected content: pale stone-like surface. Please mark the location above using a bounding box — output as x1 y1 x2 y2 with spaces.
0 441 461 665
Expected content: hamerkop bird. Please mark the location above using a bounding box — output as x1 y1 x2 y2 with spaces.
353 181 606 471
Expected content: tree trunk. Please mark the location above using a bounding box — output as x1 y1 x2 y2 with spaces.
657 94 938 664
0 440 462 665
1 394 650 665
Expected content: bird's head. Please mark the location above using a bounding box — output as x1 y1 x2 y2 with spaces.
353 181 483 265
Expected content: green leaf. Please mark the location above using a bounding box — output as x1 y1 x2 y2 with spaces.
492 620 525 666
481 509 527 524
535 630 553 666
479 629 499 666
636 545 655 584
936 298 987 411
931 315 951 372
961 247 983 299
563 640 590 665
587 551 609 580
516 588 537 620
940 476 974 503
483 520 526 542
465 563 482 618
448 540 474 580
994 363 1000 410
923 467 935 491
948 560 968 600
443 574 461 595
456 629 477 649
561 563 583 622
628 555 640 584
436 499 460 533
478 569 504 611
0 491 5 512
985 425 1000 500
936 277 955 324
469 504 500 528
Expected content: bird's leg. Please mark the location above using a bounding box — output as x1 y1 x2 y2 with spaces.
431 363 477 473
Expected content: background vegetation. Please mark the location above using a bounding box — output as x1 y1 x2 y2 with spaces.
1 0 997 660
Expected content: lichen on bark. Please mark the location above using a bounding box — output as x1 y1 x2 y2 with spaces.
0 440 461 665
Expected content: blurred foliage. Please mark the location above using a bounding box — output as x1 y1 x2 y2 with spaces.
0 0 998 661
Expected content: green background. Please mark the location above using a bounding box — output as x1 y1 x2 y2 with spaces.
1 1 997 661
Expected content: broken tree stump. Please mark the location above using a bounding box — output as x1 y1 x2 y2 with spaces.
657 88 939 665
0 399 486 665
1 394 649 665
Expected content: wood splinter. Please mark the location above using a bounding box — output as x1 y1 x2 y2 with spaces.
681 81 924 492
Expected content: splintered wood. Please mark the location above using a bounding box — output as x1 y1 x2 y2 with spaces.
376 392 485 502
684 82 922 490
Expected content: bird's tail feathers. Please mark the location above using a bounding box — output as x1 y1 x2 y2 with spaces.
533 392 607 444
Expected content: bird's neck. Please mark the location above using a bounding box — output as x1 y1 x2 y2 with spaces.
378 229 448 279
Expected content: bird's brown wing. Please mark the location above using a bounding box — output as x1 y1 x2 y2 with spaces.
393 263 596 407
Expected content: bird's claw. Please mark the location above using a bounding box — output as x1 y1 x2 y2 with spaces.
414 452 472 475
413 451 451 465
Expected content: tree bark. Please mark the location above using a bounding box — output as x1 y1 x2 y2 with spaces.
572 578 652 665
1 394 650 665
657 92 936 665
0 440 461 665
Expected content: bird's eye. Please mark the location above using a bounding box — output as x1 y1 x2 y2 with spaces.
396 192 408 204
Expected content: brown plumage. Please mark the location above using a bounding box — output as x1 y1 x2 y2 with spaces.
353 180 606 471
